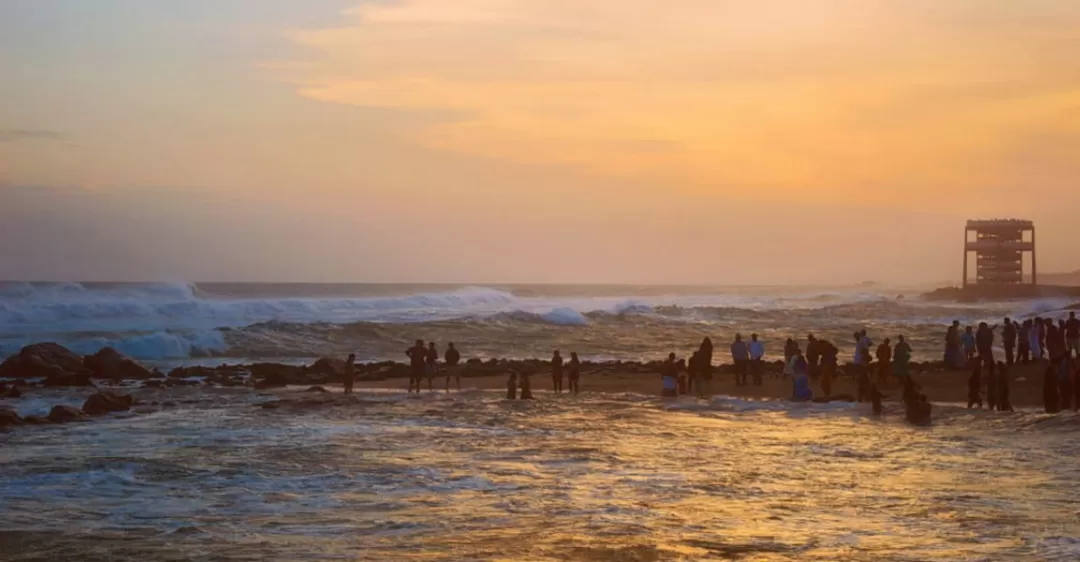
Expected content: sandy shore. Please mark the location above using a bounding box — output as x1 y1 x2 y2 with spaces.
356 361 1059 409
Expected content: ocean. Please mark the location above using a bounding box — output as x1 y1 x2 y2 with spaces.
3 388 1080 561
5 283 1080 561
0 282 1072 365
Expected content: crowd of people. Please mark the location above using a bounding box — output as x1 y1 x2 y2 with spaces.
335 311 1080 416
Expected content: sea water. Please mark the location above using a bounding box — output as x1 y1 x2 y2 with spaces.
3 388 1080 561
1 282 1070 364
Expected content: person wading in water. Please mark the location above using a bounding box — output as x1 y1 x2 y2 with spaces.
551 350 564 394
444 343 461 393
342 353 356 395
425 342 439 392
661 353 678 398
567 352 581 395
406 340 426 394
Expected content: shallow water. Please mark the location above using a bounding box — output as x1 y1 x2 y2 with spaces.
3 389 1080 561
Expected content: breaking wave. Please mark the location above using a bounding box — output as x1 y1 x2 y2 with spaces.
0 281 1049 362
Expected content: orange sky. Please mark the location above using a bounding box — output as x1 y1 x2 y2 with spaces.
1 1 1078 283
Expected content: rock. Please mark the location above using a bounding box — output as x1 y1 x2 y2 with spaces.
84 347 153 380
5 385 22 398
0 342 88 380
22 415 50 425
306 386 329 393
142 380 164 388
0 407 22 428
249 363 308 386
42 372 95 387
47 405 87 423
82 392 134 416
168 366 217 379
309 357 345 379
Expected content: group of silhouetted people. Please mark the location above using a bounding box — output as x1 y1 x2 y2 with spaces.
403 340 461 393
547 350 581 397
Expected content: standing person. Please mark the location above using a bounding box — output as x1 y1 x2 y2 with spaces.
946 321 961 368
820 338 839 398
1036 317 1047 360
784 338 798 365
749 334 765 384
876 338 893 385
551 350 564 394
1072 359 1080 412
698 349 714 396
519 371 534 400
986 359 998 411
685 351 698 395
1058 356 1073 411
444 343 461 393
791 350 812 401
997 362 1014 412
1018 320 1032 364
342 353 357 395
687 351 704 397
406 339 427 394
976 322 996 369
1047 319 1065 364
1043 363 1059 413
855 331 873 402
961 326 976 364
425 342 439 392
1003 318 1017 366
967 364 983 409
661 353 678 398
783 343 800 380
1067 312 1080 359
806 334 822 382
567 352 581 395
1032 317 1041 363
699 337 714 374
506 371 518 400
731 334 749 386
893 336 912 383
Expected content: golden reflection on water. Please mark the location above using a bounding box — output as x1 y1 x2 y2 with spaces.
2 389 1080 561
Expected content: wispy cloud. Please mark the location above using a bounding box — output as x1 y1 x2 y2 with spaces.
277 0 1080 204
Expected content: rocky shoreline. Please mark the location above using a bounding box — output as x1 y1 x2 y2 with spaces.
0 340 1037 430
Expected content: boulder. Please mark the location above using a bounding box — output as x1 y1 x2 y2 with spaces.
82 392 135 416
47 405 87 423
22 415 50 425
0 407 22 428
0 342 88 380
168 366 218 379
42 372 95 387
84 348 153 380
249 363 308 386
311 358 343 376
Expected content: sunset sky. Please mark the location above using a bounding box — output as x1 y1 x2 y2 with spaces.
2 0 1078 284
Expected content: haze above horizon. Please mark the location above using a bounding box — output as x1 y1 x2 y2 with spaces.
2 1 1078 285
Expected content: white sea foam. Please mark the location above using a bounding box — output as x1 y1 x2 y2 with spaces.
0 281 1061 361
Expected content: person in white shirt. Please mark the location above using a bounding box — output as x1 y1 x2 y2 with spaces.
749 333 765 384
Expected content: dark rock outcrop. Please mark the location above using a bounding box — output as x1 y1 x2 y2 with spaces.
0 343 88 380
47 405 87 423
42 372 95 387
0 407 22 428
250 363 307 387
84 348 153 380
82 392 135 416
22 415 50 425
